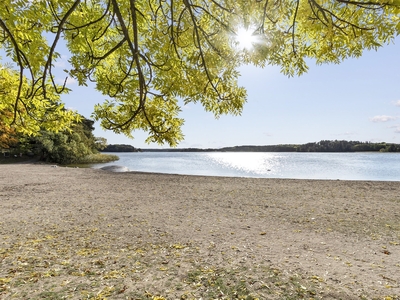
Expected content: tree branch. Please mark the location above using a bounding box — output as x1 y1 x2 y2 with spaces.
43 0 82 98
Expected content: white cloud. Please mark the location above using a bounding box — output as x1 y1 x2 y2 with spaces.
263 132 273 137
53 55 69 68
65 106 77 111
53 61 66 68
394 100 400 107
65 77 76 85
55 76 76 86
370 115 397 122
388 125 400 133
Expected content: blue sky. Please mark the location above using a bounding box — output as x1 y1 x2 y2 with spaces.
59 36 400 149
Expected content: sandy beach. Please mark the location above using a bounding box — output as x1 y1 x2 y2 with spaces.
0 163 399 299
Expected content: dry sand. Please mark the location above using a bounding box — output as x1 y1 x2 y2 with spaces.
0 163 399 299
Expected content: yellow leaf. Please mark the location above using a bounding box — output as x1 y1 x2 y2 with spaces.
172 243 186 249
0 277 12 284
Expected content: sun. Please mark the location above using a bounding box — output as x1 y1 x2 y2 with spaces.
235 27 258 50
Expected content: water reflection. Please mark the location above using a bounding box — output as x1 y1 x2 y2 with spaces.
94 152 400 181
206 152 281 176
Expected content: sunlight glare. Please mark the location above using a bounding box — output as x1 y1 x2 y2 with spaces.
235 27 258 50
207 152 279 176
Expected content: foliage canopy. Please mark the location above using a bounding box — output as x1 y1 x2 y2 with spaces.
0 109 18 149
1 0 399 145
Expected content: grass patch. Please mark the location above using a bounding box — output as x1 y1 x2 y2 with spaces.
75 153 119 164
0 155 36 164
0 153 118 165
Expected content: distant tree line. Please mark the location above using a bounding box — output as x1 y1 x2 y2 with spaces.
219 140 400 153
102 144 139 152
91 140 400 154
297 140 400 152
110 140 400 153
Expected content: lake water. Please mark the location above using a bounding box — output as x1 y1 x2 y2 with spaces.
93 152 400 181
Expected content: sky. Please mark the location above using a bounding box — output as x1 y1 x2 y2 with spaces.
58 36 400 149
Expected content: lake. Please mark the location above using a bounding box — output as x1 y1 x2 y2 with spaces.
93 152 400 181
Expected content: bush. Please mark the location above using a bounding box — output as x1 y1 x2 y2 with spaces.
75 153 119 164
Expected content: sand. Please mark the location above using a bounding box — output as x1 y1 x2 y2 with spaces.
0 163 399 299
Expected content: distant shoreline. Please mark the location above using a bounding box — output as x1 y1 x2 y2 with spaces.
102 140 400 153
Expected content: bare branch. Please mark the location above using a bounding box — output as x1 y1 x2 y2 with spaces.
289 0 300 54
43 0 82 98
